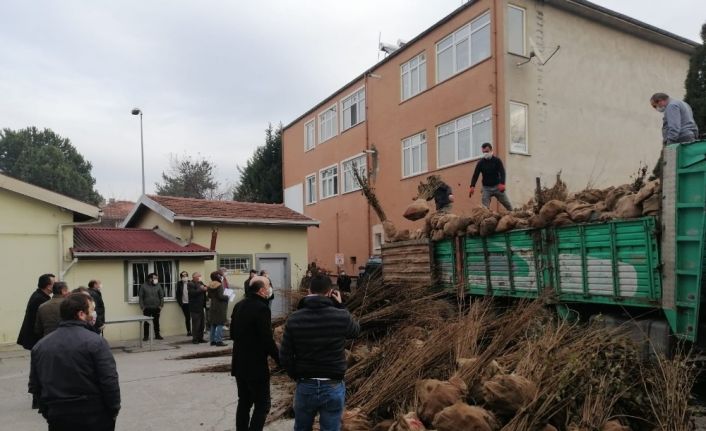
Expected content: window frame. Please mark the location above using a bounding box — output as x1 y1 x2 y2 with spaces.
319 163 339 200
304 119 316 152
435 10 491 84
436 105 493 169
126 259 177 303
400 52 427 101
341 154 367 194
218 254 253 276
509 101 529 155
340 86 366 132
318 103 338 144
507 4 527 56
401 131 428 178
305 173 317 205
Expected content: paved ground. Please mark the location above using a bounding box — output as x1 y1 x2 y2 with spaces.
0 336 295 431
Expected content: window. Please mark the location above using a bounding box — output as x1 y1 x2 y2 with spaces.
219 255 252 275
437 106 492 168
318 105 337 143
341 155 367 193
508 5 526 56
402 132 428 177
341 88 365 131
510 102 528 154
304 119 316 151
127 260 176 302
436 12 491 83
401 53 427 100
305 174 317 205
320 165 338 199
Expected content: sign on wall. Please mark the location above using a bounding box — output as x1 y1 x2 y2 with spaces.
335 253 344 266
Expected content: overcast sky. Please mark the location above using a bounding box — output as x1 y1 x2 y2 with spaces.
0 1 702 202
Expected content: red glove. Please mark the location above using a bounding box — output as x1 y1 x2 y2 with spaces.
468 186 475 198
498 184 506 192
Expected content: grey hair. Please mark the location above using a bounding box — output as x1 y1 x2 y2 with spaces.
650 93 669 103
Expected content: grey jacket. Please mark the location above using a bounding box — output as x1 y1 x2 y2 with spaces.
138 282 164 309
663 98 699 144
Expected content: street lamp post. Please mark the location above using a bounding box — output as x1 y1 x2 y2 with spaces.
131 108 145 195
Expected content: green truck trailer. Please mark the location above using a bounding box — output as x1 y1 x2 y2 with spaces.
432 140 706 348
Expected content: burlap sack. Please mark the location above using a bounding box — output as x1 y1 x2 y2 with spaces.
566 202 594 222
416 377 467 426
594 201 607 212
573 188 605 204
372 420 395 431
458 215 473 233
442 214 461 237
394 229 411 242
511 209 532 219
602 420 630 431
389 412 426 431
552 212 574 227
479 217 499 237
383 220 397 241
404 198 431 221
481 374 537 417
515 219 530 229
529 214 547 229
541 425 558 431
422 216 433 236
605 185 631 211
495 215 518 233
614 194 642 219
642 193 660 216
634 180 660 205
467 223 480 236
539 200 567 222
470 207 493 225
455 358 502 404
342 408 372 431
432 403 498 431
431 230 445 242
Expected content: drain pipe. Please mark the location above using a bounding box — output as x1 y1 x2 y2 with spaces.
58 213 103 280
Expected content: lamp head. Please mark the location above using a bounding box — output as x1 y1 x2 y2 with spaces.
131 108 142 115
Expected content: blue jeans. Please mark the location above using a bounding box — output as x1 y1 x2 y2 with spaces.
210 324 223 343
294 379 345 431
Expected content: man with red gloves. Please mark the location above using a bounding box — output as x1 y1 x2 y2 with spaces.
469 142 513 210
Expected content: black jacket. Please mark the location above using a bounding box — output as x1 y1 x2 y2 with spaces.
336 275 352 293
187 281 207 313
17 289 51 350
280 295 360 380
430 182 453 210
29 320 120 416
230 294 279 380
176 281 189 306
88 288 105 327
470 156 506 187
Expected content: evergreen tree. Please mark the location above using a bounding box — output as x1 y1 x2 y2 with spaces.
233 124 283 203
0 127 103 204
155 155 219 199
685 22 706 135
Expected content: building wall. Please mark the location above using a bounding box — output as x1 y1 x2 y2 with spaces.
0 189 73 345
131 207 185 239
502 0 691 202
65 258 209 342
283 0 500 267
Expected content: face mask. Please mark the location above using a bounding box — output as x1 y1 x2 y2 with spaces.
88 311 97 325
266 286 273 298
181 277 188 282
656 106 666 113
483 152 492 159
151 279 158 285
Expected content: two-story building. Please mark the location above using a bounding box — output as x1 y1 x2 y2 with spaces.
282 0 698 272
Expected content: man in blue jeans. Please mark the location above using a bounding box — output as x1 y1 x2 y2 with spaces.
280 275 360 431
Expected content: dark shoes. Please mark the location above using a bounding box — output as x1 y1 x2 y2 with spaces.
198 340 208 344
187 332 192 336
155 335 164 340
142 337 149 342
214 342 228 347
192 340 199 344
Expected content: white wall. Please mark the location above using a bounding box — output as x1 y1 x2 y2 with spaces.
284 183 304 213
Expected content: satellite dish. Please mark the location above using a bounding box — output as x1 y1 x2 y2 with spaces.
379 41 399 55
528 37 548 64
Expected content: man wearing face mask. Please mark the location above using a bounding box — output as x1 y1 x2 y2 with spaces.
138 273 165 341
650 93 698 145
29 293 120 430
469 142 513 211
188 272 208 344
87 280 106 331
230 276 279 431
176 271 192 336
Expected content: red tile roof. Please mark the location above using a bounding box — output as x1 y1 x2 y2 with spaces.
73 227 214 256
146 195 317 225
99 200 135 227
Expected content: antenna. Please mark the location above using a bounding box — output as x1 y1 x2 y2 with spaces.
377 32 382 61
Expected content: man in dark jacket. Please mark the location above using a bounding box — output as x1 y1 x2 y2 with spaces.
469 142 513 210
336 270 352 293
176 271 192 336
187 272 208 344
138 272 164 340
29 292 120 430
87 280 106 330
231 277 279 431
429 180 454 212
35 281 69 338
18 273 55 350
280 275 361 431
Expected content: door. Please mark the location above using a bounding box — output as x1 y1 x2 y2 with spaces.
257 256 289 319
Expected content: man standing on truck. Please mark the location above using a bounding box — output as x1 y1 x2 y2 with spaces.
651 93 699 145
469 143 513 210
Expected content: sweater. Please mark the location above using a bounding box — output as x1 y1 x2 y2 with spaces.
470 156 506 187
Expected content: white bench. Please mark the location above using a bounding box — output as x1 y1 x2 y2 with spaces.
104 316 154 350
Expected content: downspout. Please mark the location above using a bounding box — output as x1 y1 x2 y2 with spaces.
188 220 195 244
364 73 372 259
58 213 103 280
492 1 502 213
